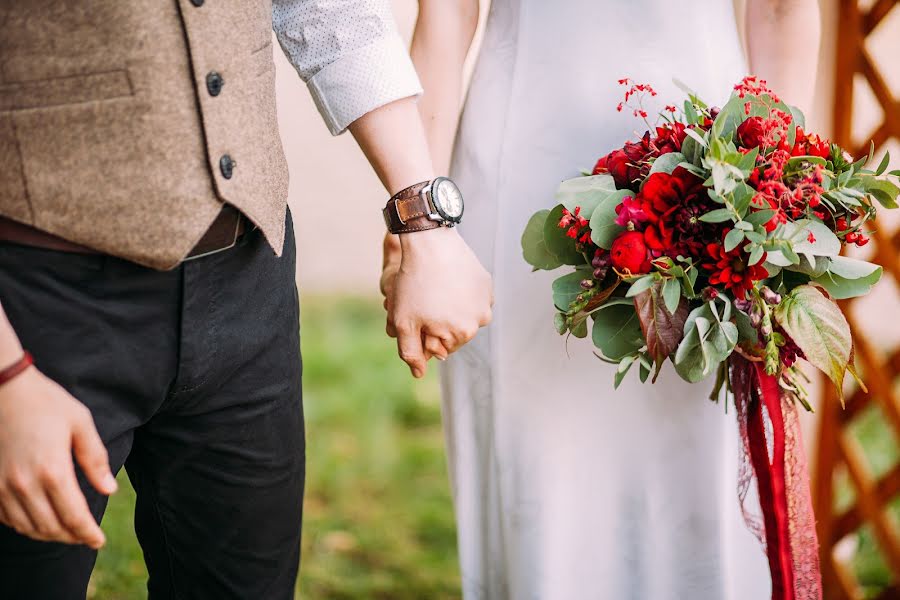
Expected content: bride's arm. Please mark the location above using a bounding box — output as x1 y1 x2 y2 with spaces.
411 0 480 173
744 0 821 111
382 0 481 357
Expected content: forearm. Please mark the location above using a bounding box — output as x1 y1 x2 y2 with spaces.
745 0 820 111
411 0 480 173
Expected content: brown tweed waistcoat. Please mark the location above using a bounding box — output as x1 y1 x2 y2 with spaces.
0 0 289 270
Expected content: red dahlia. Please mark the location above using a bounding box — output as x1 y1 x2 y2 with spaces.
702 238 768 300
639 166 719 257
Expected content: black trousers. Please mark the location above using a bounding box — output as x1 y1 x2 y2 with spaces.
0 219 305 600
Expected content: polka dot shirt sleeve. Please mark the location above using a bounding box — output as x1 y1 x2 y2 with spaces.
272 0 424 135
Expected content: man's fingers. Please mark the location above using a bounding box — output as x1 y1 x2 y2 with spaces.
70 407 117 496
46 466 105 548
0 487 35 536
396 323 427 378
14 484 76 544
424 335 449 361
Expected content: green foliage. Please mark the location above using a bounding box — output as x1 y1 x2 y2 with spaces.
552 270 590 311
544 204 585 265
648 152 686 176
521 209 563 270
674 299 738 383
556 173 618 215
589 190 631 249
774 285 852 401
591 299 645 361
633 281 689 371
813 256 883 300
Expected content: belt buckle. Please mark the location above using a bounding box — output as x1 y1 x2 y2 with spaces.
183 213 243 262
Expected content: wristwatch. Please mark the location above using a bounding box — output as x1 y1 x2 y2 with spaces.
382 177 465 234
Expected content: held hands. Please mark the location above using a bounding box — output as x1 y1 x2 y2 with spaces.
0 367 116 548
382 228 493 377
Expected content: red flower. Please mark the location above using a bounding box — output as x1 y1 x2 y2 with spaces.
638 167 716 257
614 195 648 227
791 127 831 159
737 116 766 149
702 237 768 300
654 122 687 154
610 231 651 275
594 135 652 190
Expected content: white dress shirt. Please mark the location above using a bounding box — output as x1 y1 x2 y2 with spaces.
272 0 423 135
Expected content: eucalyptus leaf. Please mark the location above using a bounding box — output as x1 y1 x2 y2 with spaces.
521 209 564 270
544 204 586 265
724 229 744 252
812 256 883 299
555 174 619 217
648 152 686 176
591 301 645 360
698 208 734 223
589 190 631 249
552 271 589 311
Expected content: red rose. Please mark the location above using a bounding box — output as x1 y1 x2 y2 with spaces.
594 132 658 190
610 231 651 274
736 116 766 149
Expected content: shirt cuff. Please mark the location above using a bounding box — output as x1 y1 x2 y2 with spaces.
307 34 423 136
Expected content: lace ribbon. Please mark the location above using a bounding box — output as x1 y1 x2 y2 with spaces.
730 355 823 600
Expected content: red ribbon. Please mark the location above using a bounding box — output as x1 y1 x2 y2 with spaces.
730 356 822 600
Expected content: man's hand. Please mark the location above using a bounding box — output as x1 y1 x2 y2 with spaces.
387 227 492 378
0 367 116 548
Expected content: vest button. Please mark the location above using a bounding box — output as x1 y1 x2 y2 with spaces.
190 0 204 6
206 71 224 96
219 155 235 179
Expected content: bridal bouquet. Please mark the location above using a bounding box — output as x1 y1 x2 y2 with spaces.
521 77 899 600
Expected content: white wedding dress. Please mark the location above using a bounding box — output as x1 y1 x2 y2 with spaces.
441 1 771 598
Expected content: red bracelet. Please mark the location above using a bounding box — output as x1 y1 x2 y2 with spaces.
0 352 33 388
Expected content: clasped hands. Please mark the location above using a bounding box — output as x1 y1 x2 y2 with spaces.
381 227 493 377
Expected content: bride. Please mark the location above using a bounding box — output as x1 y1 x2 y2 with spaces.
384 0 821 597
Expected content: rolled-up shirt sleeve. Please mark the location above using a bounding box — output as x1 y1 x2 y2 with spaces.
272 0 423 135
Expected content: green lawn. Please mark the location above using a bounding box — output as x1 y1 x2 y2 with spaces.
88 295 460 599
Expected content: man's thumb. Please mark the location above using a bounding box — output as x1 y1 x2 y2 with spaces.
71 409 117 496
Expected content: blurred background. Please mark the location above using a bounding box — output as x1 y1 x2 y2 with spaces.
87 0 900 598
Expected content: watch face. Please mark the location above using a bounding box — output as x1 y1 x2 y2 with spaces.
432 178 464 222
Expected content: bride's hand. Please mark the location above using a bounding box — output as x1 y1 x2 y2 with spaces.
380 234 459 367
385 228 492 378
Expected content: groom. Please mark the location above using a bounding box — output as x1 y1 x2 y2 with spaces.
0 1 491 598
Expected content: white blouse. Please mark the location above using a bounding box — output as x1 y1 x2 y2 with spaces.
272 0 423 135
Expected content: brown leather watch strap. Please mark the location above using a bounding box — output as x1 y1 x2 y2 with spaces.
383 181 442 234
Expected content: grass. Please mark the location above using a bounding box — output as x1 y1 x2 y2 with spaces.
88 295 460 599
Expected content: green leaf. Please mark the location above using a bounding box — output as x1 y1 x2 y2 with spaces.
543 204 586 265
748 244 765 267
875 151 891 176
648 152 686 176
745 209 776 226
555 174 619 217
553 312 567 335
699 208 734 223
774 285 852 400
552 271 589 311
724 229 744 252
589 190 631 249
571 318 588 338
790 219 842 263
613 356 636 389
662 278 682 315
812 256 883 299
735 220 753 231
674 301 738 383
633 281 689 369
522 209 564 270
591 300 645 360
681 131 705 166
788 104 806 130
866 178 900 209
625 274 657 298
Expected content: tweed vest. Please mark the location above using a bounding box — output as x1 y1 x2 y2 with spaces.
0 0 289 269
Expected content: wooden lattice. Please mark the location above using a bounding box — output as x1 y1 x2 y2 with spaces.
814 1 900 598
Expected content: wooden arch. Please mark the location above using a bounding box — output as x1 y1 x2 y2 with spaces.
814 1 900 598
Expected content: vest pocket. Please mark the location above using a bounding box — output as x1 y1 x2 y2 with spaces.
0 114 32 224
0 70 133 112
